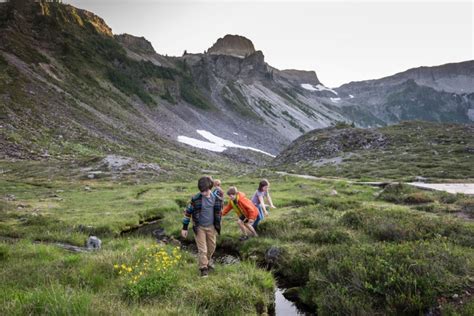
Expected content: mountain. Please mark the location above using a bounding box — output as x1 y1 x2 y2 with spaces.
0 0 472 164
0 1 348 163
272 121 474 180
333 61 474 127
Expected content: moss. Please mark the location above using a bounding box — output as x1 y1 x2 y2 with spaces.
180 76 213 110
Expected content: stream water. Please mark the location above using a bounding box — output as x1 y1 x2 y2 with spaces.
273 288 306 315
122 221 311 315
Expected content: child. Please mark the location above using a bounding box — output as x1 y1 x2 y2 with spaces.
251 179 276 228
181 176 223 277
212 179 224 201
222 186 259 241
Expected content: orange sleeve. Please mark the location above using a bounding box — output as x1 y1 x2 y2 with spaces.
222 203 233 216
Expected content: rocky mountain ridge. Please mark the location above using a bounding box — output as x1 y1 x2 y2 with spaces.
1 0 472 165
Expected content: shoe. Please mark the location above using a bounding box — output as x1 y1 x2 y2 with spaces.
239 235 249 241
200 268 209 277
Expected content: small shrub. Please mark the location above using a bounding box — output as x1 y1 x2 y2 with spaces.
340 210 364 229
438 192 459 204
306 240 473 314
457 198 474 217
404 192 434 204
115 245 182 301
378 183 413 203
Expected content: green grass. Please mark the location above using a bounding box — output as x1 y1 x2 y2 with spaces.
1 163 473 314
0 239 274 315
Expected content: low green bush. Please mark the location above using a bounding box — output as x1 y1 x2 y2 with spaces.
305 240 473 314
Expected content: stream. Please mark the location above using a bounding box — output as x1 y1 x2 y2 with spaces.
121 220 312 315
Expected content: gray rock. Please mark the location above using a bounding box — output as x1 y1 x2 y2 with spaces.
265 246 282 266
283 287 300 301
86 236 102 250
152 228 166 240
415 176 428 182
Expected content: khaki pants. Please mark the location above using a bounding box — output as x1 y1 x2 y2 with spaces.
195 225 217 269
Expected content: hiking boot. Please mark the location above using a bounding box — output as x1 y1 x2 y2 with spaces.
200 268 209 277
239 235 249 241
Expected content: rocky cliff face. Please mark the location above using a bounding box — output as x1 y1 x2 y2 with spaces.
277 69 321 86
0 1 472 163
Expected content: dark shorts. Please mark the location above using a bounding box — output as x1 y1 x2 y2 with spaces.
239 214 249 223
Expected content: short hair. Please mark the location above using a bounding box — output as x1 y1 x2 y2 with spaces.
258 179 270 191
198 176 214 192
214 179 221 186
227 186 238 196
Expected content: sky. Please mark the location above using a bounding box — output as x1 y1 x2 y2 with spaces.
66 0 473 87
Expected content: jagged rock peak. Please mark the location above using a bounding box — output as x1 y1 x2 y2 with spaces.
208 34 256 58
115 34 156 54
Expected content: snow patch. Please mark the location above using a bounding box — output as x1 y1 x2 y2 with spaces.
300 83 318 91
349 94 354 99
233 132 239 135
330 97 341 103
177 136 226 152
300 83 338 95
178 130 275 157
468 109 474 121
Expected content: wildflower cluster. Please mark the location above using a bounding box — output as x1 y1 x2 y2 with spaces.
114 245 182 285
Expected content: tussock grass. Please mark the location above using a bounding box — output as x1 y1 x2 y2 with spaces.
1 170 473 314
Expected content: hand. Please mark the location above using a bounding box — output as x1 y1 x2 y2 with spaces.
264 211 269 216
181 229 188 239
270 205 276 209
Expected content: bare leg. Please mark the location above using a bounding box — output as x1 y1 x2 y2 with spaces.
237 219 250 235
245 220 258 237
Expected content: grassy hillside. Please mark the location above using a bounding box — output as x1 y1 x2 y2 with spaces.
273 121 474 181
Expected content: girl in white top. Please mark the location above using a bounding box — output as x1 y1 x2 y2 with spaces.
251 179 276 228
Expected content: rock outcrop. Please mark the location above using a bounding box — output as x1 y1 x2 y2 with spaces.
208 34 256 58
278 69 321 86
115 34 156 54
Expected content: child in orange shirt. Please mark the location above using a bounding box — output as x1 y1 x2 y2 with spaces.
222 186 259 241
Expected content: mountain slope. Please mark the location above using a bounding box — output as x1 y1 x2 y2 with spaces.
333 61 474 126
0 1 348 160
1 1 472 164
272 121 474 181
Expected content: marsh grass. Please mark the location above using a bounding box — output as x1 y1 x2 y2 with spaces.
1 169 473 314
